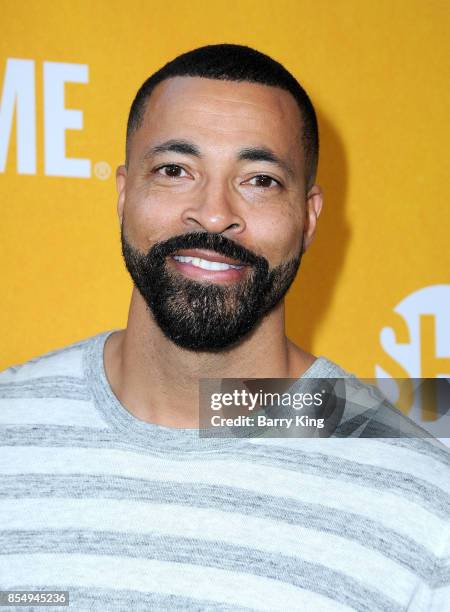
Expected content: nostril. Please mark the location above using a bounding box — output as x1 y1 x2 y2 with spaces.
228 223 241 230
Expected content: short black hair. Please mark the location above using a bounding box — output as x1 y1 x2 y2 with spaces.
126 43 319 190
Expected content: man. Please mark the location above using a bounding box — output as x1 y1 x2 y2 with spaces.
0 44 448 611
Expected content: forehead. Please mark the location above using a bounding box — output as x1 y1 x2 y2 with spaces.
130 76 304 165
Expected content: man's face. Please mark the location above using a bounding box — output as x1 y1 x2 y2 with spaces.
117 76 322 351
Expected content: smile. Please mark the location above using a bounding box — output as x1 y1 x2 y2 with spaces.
172 255 244 271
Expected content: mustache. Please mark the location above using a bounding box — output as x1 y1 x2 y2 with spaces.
146 232 267 268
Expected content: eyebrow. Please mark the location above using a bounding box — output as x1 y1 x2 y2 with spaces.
237 146 295 179
142 139 201 160
142 139 295 179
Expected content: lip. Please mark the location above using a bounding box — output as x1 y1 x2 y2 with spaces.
168 251 249 283
171 248 247 266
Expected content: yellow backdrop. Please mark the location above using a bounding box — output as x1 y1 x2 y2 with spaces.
1 1 449 408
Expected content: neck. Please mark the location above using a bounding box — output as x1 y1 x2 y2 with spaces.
104 289 316 428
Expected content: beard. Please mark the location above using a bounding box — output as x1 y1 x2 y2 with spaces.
120 225 303 351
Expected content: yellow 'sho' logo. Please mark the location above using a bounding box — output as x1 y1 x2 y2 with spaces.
0 58 90 178
376 284 450 423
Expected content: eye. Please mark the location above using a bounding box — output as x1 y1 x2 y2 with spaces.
154 164 189 178
246 174 281 188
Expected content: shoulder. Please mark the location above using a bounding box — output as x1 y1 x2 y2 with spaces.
0 331 114 432
302 355 356 379
292 355 450 466
0 331 109 386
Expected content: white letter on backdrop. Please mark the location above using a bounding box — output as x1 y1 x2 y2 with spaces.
0 58 36 174
43 62 91 178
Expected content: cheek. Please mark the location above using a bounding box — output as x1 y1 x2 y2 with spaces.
248 205 304 263
123 185 184 248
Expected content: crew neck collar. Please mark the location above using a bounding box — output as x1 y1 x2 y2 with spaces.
84 329 332 452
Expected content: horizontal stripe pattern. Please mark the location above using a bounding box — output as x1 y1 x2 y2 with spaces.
0 498 421 597
0 445 446 546
0 329 449 611
0 343 86 382
0 427 448 515
0 398 108 427
0 376 90 400
1 584 257 612
0 554 354 612
0 474 438 573
1 530 404 612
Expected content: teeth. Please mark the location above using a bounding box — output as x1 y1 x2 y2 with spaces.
173 255 243 271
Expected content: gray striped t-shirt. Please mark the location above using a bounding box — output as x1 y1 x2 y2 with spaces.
0 330 449 611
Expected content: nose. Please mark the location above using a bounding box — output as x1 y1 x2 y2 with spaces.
180 177 246 235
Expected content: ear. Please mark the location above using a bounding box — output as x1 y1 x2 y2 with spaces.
116 164 127 225
302 184 323 253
